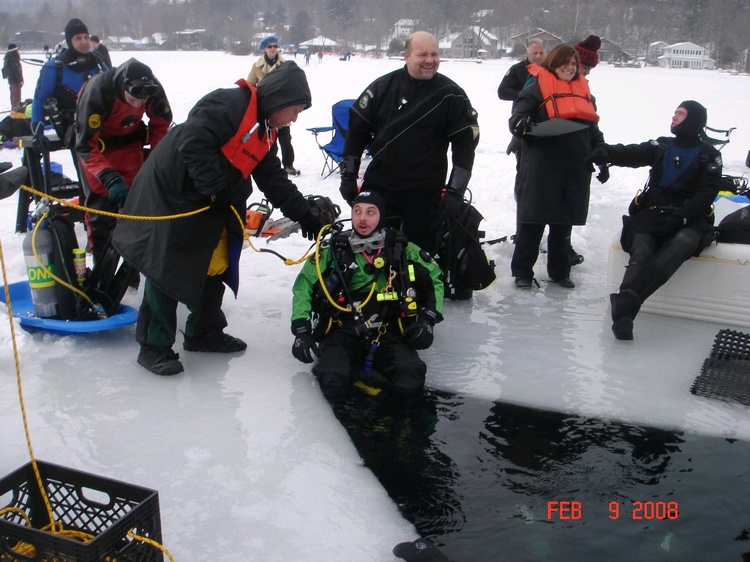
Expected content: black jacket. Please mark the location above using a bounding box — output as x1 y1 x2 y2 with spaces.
343 66 479 194
112 62 313 306
511 78 604 225
604 137 723 224
2 54 23 85
497 58 531 101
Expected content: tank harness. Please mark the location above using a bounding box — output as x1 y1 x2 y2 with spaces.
313 223 419 372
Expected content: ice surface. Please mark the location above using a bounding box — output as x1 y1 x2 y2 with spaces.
1 51 749 560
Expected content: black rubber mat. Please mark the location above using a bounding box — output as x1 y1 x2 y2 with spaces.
691 329 750 405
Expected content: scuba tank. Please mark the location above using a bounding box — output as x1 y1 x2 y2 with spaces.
22 218 58 318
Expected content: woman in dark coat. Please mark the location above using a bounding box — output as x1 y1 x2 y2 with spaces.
509 44 605 289
2 44 23 109
113 61 324 376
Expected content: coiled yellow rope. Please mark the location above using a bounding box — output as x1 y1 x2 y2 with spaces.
2 236 176 560
0 181 325 561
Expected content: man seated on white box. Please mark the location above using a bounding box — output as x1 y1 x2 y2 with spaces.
590 100 723 341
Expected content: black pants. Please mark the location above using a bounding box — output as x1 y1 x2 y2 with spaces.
84 191 120 266
511 223 572 280
619 228 702 303
136 275 228 349
314 329 426 398
277 126 294 168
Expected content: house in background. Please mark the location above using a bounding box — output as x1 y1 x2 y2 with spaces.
11 30 61 51
508 28 562 54
599 37 633 63
394 19 416 40
647 41 668 65
658 41 715 69
108 36 139 50
439 27 498 59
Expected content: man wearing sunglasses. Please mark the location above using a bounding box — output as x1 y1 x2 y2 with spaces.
247 35 300 176
75 57 172 266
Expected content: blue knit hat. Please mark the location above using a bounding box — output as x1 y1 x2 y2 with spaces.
259 35 280 50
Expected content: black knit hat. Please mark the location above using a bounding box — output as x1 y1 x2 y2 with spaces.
351 190 387 229
352 190 386 213
65 18 89 48
7 44 18 52
574 35 601 68
671 100 707 139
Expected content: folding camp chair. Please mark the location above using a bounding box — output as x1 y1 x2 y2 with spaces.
307 99 355 178
702 125 736 151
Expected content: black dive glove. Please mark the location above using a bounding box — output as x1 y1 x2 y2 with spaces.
291 319 319 364
98 169 129 207
106 176 129 207
339 155 360 205
590 145 610 165
207 188 231 216
404 310 438 350
510 115 533 138
298 210 326 241
596 164 610 184
441 189 464 220
441 166 470 220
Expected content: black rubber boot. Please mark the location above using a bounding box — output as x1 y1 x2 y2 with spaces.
609 290 641 341
183 330 247 353
137 345 184 376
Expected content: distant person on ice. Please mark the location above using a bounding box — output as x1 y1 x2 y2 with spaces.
3 44 24 109
591 100 722 340
113 61 325 376
290 190 444 399
247 35 300 176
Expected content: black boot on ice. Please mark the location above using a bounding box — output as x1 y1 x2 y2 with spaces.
609 290 640 341
138 345 184 376
183 330 247 353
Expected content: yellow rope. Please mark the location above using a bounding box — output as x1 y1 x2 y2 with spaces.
313 224 376 313
21 183 313 265
31 210 94 306
20 184 209 221
1 236 176 561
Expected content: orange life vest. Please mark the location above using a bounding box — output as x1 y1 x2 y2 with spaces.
528 65 599 123
220 79 277 179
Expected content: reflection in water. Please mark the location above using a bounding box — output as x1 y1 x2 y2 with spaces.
331 393 750 562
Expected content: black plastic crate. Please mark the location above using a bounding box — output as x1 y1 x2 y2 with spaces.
690 329 750 406
0 460 163 561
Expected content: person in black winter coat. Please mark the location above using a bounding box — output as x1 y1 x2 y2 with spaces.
509 44 604 289
3 44 24 109
497 38 545 157
112 61 326 376
591 100 723 340
339 31 479 253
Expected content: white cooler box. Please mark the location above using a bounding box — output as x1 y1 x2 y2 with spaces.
607 231 750 328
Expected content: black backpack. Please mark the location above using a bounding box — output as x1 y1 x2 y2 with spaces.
435 202 496 300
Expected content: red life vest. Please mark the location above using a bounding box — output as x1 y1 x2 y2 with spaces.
528 65 599 123
220 79 277 179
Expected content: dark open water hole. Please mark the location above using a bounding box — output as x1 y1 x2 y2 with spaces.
331 390 750 562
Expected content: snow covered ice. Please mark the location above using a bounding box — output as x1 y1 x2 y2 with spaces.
1 51 749 560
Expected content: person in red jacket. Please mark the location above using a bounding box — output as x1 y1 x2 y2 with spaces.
75 58 172 265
